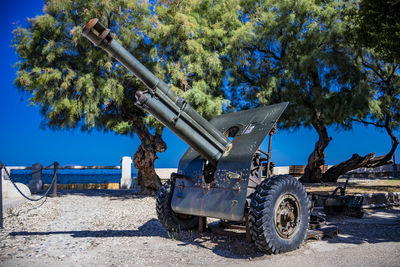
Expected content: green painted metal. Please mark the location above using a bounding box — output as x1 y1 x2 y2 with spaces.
82 18 289 222
172 103 288 221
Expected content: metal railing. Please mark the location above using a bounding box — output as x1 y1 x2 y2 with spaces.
5 164 124 193
0 161 133 229
6 165 121 170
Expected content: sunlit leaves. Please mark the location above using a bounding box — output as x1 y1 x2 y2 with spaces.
13 0 236 137
151 0 241 119
13 0 153 135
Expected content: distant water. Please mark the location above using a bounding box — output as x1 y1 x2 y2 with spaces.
10 169 137 185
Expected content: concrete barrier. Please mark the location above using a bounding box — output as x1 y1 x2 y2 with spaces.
344 164 400 178
272 166 290 175
270 164 398 178
1 168 31 210
155 168 177 180
43 183 120 190
2 180 31 199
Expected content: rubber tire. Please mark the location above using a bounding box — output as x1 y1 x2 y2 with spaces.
249 175 310 254
156 180 198 231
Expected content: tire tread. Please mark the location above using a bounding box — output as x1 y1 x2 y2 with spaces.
249 175 310 254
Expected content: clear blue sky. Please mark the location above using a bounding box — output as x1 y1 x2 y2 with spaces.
0 0 398 168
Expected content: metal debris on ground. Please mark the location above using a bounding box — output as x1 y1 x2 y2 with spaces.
306 213 338 240
207 212 339 242
309 176 364 218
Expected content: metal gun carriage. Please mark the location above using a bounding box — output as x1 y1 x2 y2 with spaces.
82 19 310 254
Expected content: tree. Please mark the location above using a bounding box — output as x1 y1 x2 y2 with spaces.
227 0 371 182
13 0 238 193
13 0 167 194
322 0 400 181
322 52 400 181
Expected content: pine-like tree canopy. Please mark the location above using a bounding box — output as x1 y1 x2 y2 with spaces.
13 0 154 133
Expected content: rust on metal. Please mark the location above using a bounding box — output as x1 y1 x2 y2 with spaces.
274 193 301 239
265 125 276 178
81 18 98 36
82 18 113 47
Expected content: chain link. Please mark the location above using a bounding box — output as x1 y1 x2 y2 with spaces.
0 162 57 202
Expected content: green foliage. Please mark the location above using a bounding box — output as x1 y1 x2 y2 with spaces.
228 0 372 130
353 50 400 132
13 0 235 138
149 0 240 119
355 0 400 63
347 0 400 133
13 0 155 134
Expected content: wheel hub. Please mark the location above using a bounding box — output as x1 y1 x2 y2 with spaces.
274 194 301 239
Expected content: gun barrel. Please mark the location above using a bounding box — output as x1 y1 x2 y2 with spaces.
82 18 231 165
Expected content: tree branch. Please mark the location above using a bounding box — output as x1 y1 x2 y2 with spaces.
322 115 399 181
387 63 399 85
361 55 386 82
383 115 399 160
352 118 385 128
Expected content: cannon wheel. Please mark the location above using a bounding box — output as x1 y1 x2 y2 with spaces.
249 175 310 254
156 180 198 231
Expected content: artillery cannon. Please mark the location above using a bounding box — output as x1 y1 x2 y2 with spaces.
82 19 310 254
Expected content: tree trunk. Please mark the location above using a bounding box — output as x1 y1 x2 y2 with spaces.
133 136 166 195
322 119 399 182
131 117 167 195
300 113 332 183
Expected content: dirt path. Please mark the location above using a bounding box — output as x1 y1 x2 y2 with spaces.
1 190 399 266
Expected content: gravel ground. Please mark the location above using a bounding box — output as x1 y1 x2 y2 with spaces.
1 190 400 266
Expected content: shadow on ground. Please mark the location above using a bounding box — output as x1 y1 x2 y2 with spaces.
172 228 265 259
9 219 167 238
326 207 400 245
8 208 400 259
9 218 264 259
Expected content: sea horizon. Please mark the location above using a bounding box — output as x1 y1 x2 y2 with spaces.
9 169 138 185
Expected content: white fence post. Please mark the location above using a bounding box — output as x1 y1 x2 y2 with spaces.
0 163 3 229
29 163 43 193
120 156 133 189
1 166 8 207
1 167 10 181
